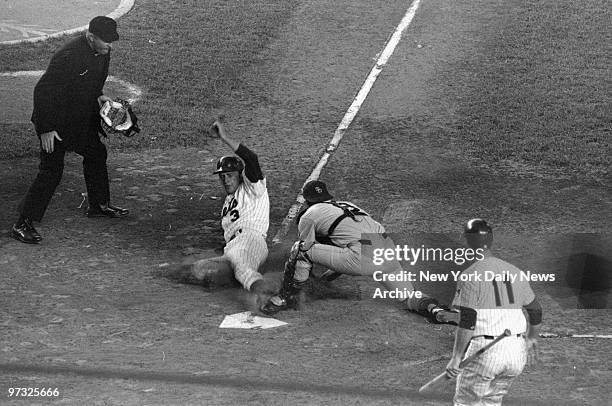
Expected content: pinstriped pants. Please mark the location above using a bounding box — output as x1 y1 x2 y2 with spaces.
454 336 527 406
223 231 268 290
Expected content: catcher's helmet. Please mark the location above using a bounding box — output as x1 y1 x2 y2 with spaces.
464 218 493 249
213 156 244 175
302 180 333 204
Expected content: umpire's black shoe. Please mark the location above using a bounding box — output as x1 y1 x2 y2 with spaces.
11 218 42 244
87 205 122 218
107 204 129 216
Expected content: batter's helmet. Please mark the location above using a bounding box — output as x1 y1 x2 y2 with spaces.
213 156 244 174
464 218 493 249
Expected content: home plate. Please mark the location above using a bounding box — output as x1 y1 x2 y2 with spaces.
219 312 288 329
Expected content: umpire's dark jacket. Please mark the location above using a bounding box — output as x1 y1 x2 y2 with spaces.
31 35 109 150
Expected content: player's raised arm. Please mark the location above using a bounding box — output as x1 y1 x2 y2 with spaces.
210 120 239 151
209 120 263 183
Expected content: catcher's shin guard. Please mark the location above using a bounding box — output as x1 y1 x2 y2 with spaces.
261 243 308 315
260 280 306 315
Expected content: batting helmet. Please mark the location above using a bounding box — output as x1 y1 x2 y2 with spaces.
213 156 244 175
464 218 493 249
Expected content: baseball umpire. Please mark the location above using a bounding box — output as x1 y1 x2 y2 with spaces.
445 219 542 406
167 120 274 304
11 16 129 244
261 180 457 323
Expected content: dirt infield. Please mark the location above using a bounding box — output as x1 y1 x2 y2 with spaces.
0 0 610 405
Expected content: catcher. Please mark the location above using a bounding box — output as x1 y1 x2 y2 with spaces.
166 120 274 306
261 180 458 324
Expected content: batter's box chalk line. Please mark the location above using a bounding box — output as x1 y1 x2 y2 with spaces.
539 332 612 339
0 71 144 104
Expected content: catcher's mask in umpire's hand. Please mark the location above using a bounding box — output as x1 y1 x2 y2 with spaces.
99 98 141 137
213 156 244 175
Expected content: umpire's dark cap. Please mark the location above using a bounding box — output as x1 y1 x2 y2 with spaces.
89 16 119 42
303 180 333 204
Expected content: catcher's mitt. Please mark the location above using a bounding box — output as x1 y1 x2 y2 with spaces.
99 98 140 137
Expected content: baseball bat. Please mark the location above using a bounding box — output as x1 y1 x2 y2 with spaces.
418 329 512 393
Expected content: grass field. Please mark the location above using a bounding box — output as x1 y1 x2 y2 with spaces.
451 0 611 181
0 0 610 185
0 0 296 158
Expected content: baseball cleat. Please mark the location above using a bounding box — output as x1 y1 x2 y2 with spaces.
431 307 459 326
260 294 298 315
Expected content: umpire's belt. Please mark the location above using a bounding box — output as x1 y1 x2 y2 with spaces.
358 233 388 245
229 228 243 242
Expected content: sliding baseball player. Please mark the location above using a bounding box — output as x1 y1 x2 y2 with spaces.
166 120 274 305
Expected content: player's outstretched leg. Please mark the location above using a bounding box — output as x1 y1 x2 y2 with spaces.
160 257 236 286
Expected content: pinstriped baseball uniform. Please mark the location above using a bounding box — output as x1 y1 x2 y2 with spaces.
451 255 536 406
220 156 269 242
194 144 269 290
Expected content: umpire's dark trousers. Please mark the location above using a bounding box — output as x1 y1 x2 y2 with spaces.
19 132 110 222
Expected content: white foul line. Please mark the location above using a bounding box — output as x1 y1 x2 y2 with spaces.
0 0 135 45
540 332 612 339
272 0 422 244
0 70 143 104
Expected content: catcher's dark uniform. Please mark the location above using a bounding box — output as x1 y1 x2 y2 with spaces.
19 34 113 221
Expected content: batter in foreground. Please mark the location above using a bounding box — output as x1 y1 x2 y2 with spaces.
445 218 542 405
